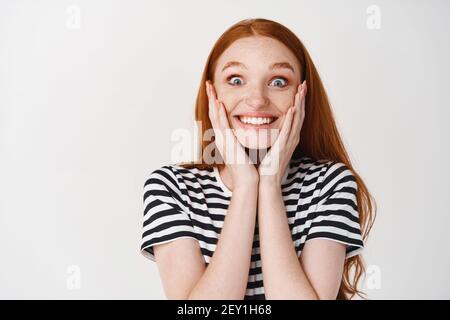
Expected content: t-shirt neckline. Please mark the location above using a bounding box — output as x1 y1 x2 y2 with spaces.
213 166 232 196
212 164 292 196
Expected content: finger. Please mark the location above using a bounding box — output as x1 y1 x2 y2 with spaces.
285 85 300 133
284 94 300 145
291 84 303 134
207 83 226 157
208 84 226 133
290 82 306 143
263 105 294 169
206 81 214 116
299 81 307 125
217 101 244 164
206 82 230 163
217 100 230 130
209 83 217 99
206 81 219 125
291 85 301 128
209 81 218 100
268 107 292 163
300 83 306 124
278 105 294 145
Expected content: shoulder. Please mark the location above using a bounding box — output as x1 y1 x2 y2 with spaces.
287 156 331 180
310 160 357 201
288 156 329 175
288 157 356 191
293 156 352 175
144 163 215 188
143 164 179 188
319 161 356 191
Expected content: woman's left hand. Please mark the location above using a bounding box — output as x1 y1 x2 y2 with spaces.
258 80 307 186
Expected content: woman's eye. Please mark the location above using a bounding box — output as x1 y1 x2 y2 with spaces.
227 75 244 86
226 75 288 87
270 77 288 87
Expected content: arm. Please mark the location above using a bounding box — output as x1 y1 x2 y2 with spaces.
154 183 258 300
256 81 348 299
258 183 346 300
187 182 258 299
183 80 260 299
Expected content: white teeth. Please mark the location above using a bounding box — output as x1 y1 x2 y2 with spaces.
239 116 274 125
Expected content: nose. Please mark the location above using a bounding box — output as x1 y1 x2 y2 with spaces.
244 84 269 109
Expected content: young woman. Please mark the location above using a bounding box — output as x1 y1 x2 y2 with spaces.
140 18 376 300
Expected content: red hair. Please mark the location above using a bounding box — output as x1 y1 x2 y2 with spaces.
179 18 376 299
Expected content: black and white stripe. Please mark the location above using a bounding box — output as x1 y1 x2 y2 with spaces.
141 156 364 300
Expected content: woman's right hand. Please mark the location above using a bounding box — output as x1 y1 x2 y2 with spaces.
205 80 259 188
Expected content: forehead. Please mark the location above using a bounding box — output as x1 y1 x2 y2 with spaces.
215 36 300 74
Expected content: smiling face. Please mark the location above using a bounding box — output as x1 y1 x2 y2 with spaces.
212 36 302 150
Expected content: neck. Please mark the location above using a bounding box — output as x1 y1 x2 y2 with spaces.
216 147 269 191
246 146 269 167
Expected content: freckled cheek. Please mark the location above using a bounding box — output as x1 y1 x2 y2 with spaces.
217 91 241 113
271 95 293 113
216 89 294 113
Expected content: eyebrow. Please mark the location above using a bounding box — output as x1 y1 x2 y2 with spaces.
221 61 295 73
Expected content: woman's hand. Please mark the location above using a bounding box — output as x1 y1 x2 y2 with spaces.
206 80 260 188
258 80 307 186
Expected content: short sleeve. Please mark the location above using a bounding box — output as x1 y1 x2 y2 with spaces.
140 166 197 262
306 162 364 259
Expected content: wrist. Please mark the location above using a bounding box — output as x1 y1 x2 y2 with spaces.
233 180 259 191
259 175 280 187
258 178 282 193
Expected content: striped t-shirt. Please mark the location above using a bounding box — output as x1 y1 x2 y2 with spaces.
140 156 364 300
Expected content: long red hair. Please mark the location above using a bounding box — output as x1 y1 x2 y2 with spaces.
179 18 376 300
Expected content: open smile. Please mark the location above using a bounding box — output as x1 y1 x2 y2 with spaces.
233 113 279 130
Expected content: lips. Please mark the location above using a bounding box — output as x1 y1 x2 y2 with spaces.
233 114 279 130
234 112 278 119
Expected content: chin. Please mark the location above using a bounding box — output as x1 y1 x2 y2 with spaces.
234 128 279 150
238 140 271 150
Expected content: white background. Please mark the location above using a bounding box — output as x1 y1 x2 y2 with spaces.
1 0 449 299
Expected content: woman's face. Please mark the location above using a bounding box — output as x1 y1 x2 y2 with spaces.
213 36 302 150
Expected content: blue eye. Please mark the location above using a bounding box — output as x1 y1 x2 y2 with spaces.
226 75 288 87
270 77 288 87
227 75 244 86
